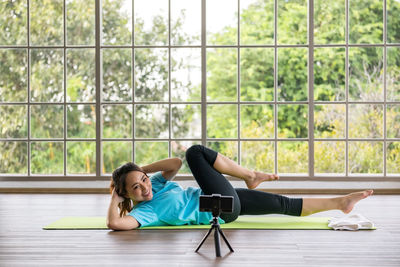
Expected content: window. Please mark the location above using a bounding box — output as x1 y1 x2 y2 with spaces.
0 0 399 179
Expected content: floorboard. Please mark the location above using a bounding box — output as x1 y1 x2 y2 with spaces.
0 193 399 266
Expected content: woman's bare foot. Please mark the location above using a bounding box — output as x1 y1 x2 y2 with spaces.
245 171 279 190
340 190 374 214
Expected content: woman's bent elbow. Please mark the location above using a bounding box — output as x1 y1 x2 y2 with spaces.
107 217 139 230
106 219 122 230
106 220 117 230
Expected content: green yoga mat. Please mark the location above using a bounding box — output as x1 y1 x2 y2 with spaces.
43 216 335 230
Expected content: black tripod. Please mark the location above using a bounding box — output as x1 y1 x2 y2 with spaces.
195 214 234 257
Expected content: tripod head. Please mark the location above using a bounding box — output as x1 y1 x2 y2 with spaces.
199 194 234 218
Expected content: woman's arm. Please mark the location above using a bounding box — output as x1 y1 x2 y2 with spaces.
140 157 182 180
107 189 139 230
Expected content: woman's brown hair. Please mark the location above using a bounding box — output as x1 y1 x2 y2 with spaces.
110 162 147 217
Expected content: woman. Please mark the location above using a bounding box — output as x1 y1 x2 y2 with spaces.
107 144 373 230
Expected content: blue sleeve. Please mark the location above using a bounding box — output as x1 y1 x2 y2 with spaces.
128 205 159 228
150 171 167 193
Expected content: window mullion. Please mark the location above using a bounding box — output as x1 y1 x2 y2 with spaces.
345 0 349 177
27 0 31 176
63 0 67 176
383 0 387 177
95 0 102 177
132 0 135 164
201 0 207 146
274 0 278 175
237 0 241 167
168 0 172 158
308 0 315 178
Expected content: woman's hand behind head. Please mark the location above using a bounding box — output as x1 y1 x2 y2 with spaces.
111 188 125 203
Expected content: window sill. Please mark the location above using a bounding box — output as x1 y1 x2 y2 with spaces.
0 180 399 194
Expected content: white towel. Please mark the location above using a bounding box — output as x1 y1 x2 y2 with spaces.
328 213 374 231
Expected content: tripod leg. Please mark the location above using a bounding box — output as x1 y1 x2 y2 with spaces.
195 227 213 252
218 227 234 252
214 225 221 257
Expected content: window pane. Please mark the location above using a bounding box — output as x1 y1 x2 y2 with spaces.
31 105 64 138
241 105 274 139
134 0 168 45
278 141 308 174
207 48 237 102
0 0 27 45
171 0 200 45
0 141 27 174
349 141 383 174
278 48 308 101
314 0 345 44
349 104 383 138
102 104 132 139
387 47 400 101
206 0 237 45
67 105 96 138
314 104 345 138
31 142 63 174
171 141 201 174
240 48 274 102
0 105 27 138
314 48 345 101
387 0 400 43
206 141 238 163
30 0 63 45
102 141 132 174
349 47 383 101
31 49 64 102
278 104 308 138
171 48 201 102
387 142 400 175
241 141 274 173
387 105 400 138
315 141 345 174
171 104 201 139
207 104 237 139
0 49 27 102
349 0 383 44
66 49 95 102
278 0 307 45
240 0 274 45
134 141 168 166
134 48 168 102
67 141 95 174
135 104 169 138
102 0 132 45
102 49 132 102
66 0 95 45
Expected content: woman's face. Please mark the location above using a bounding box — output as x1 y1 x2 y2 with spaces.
124 171 153 203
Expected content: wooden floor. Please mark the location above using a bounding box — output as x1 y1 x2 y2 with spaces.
0 193 399 266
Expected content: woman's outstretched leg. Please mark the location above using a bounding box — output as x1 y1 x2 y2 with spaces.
236 188 373 217
235 188 303 216
301 190 373 216
213 152 279 189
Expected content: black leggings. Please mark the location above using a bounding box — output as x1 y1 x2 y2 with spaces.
185 145 303 223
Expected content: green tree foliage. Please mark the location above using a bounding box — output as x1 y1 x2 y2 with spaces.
206 0 400 174
0 0 27 45
387 0 400 43
349 0 383 44
0 49 27 102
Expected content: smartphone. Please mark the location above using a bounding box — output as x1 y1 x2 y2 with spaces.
199 194 233 213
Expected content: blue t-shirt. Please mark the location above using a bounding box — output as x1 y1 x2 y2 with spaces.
128 171 225 228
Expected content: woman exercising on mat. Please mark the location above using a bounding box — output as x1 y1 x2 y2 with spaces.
107 144 373 230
